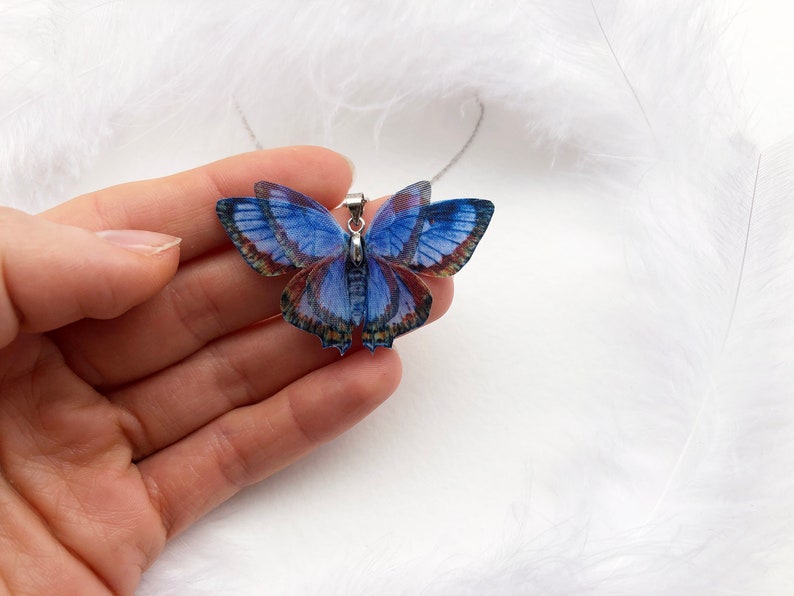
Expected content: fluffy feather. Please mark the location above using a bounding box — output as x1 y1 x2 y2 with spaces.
0 0 742 205
1 0 793 594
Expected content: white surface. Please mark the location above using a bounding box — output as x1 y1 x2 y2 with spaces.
2 1 794 594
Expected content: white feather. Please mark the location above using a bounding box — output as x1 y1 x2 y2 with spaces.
0 1 743 204
1 0 793 594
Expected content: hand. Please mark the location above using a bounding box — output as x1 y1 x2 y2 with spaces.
0 147 453 595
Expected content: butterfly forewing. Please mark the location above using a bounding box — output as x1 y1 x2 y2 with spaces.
366 186 493 278
365 181 431 260
404 198 494 276
216 198 299 275
256 182 347 267
217 182 347 276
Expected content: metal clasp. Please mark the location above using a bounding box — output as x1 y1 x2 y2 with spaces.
344 193 367 266
344 193 367 228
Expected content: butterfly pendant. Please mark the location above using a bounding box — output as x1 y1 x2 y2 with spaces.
216 180 494 354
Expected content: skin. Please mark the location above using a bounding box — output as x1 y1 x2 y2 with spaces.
0 147 453 595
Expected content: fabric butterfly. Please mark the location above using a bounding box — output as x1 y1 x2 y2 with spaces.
216 180 494 354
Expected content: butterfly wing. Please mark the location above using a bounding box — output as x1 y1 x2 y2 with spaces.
360 183 493 349
216 181 347 275
281 255 355 354
365 181 431 261
217 181 355 352
367 191 494 277
217 180 493 353
362 256 432 351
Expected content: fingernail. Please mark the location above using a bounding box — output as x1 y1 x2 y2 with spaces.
96 229 182 256
340 152 356 182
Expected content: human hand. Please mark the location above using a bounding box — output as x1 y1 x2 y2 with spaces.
0 147 453 595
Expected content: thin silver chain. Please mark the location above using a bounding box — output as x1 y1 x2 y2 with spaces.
235 100 263 150
430 98 484 184
234 97 485 184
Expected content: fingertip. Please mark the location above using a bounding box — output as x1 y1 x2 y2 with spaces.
329 346 403 422
4 216 183 334
95 229 182 256
291 145 353 180
68 228 181 323
339 153 356 185
425 277 455 323
364 345 403 396
264 146 354 209
288 347 402 445
301 146 355 208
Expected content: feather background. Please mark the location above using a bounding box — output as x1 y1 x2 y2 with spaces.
1 0 793 594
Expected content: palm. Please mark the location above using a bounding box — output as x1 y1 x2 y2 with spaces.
0 148 452 594
0 333 163 594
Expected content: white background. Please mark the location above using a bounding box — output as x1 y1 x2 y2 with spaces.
3 2 794 594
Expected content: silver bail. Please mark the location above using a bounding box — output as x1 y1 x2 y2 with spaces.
345 192 367 266
344 192 367 227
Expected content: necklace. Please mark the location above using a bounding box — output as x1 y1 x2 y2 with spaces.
234 97 485 185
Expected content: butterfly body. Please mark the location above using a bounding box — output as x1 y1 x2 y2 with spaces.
217 181 493 354
346 259 367 323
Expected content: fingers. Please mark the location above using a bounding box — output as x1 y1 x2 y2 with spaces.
0 207 180 348
42 147 353 262
137 348 401 538
109 275 451 459
50 248 284 387
111 318 339 460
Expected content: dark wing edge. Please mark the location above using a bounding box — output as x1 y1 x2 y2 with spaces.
217 181 346 272
407 198 494 277
280 256 355 354
216 198 297 276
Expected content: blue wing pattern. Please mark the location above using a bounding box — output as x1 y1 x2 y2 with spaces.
365 181 431 260
216 197 297 275
367 186 494 276
281 255 355 353
362 256 432 351
403 198 494 276
216 181 346 275
217 179 493 354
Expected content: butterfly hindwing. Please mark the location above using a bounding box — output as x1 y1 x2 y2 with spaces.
216 182 347 276
281 255 355 354
362 256 432 351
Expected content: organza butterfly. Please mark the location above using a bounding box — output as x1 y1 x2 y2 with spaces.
216 180 494 354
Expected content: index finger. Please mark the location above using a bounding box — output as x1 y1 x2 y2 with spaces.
42 146 353 261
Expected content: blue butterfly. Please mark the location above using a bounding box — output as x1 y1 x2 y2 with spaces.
216 180 494 354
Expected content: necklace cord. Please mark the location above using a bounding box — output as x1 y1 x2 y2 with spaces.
234 96 485 184
430 97 485 184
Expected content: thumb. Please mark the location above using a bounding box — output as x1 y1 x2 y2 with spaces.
0 207 181 348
